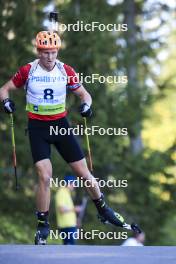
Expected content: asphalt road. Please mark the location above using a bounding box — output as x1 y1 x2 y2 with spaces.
0 245 176 264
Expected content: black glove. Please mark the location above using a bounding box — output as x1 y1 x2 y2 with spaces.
79 103 92 117
3 98 16 113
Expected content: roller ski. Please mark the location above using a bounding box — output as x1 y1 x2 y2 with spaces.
93 194 142 234
35 220 50 245
98 208 142 233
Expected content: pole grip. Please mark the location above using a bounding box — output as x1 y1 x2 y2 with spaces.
49 12 58 22
48 12 59 32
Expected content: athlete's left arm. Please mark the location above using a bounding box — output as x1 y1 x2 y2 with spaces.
72 85 92 106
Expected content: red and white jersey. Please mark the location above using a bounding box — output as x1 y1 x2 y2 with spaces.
11 60 81 121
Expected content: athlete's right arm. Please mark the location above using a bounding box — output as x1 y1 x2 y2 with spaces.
0 80 17 113
0 64 30 113
0 80 17 101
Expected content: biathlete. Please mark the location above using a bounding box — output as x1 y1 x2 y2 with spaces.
0 31 140 245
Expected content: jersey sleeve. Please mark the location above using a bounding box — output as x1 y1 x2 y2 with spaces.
63 64 81 91
11 64 31 88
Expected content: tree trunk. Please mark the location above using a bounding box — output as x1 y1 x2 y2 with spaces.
124 0 143 154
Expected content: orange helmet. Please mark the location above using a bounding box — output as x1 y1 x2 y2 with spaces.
36 31 61 49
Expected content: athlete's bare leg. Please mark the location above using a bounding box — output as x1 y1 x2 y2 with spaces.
35 158 52 212
69 158 101 200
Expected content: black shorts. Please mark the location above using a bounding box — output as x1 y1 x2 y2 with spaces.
28 117 84 164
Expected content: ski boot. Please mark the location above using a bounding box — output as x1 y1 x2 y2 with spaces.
35 220 50 245
98 205 125 227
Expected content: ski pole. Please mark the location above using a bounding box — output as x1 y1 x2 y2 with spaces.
10 113 19 190
83 117 93 173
